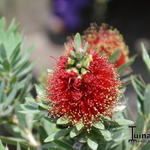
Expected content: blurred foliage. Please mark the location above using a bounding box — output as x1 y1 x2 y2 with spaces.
0 140 29 150
0 18 34 119
129 44 150 150
0 18 37 150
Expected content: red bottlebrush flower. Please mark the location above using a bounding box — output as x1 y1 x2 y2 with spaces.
47 34 121 128
83 24 129 67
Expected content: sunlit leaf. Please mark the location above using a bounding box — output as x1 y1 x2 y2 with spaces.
144 84 150 117
0 140 5 150
142 43 150 74
74 33 81 50
87 138 98 150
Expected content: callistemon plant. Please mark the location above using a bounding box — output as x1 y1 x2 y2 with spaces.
47 33 121 129
83 24 129 68
0 18 137 150
45 33 134 150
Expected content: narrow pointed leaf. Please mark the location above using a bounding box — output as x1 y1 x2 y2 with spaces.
142 43 150 73
74 33 81 50
144 84 150 116
87 138 98 150
17 143 21 150
0 140 5 150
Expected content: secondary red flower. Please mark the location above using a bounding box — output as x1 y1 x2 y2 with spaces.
83 24 129 67
47 37 121 128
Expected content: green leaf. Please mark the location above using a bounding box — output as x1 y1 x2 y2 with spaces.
0 18 34 119
0 140 5 150
10 43 21 63
109 49 120 63
70 51 76 57
101 116 120 129
100 130 112 141
0 64 3 72
110 127 129 148
12 47 33 74
74 33 81 50
140 143 150 150
17 62 35 78
93 121 105 130
5 146 9 150
44 133 57 142
54 140 75 150
144 84 150 117
44 129 70 142
70 128 80 138
0 44 7 59
35 84 45 98
15 106 27 129
118 55 136 75
17 143 21 150
79 137 87 143
87 138 98 150
83 42 88 52
115 119 134 126
142 43 150 74
25 97 37 106
20 97 40 114
20 107 40 114
8 19 19 33
131 76 144 104
42 143 60 150
0 80 5 102
135 113 145 133
0 18 6 30
75 122 84 131
15 75 31 90
13 61 30 77
0 136 28 150
3 59 10 72
16 75 32 102
57 117 69 125
48 148 62 150
4 88 17 107
42 118 58 135
0 106 14 117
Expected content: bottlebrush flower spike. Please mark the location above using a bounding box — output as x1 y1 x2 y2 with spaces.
83 23 129 67
47 33 121 129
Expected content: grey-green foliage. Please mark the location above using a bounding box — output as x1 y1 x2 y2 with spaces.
0 18 36 150
130 45 150 150
19 85 74 150
0 18 34 118
0 140 30 150
0 18 65 150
